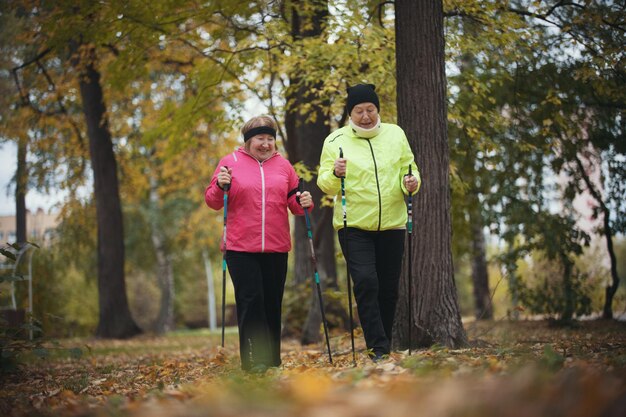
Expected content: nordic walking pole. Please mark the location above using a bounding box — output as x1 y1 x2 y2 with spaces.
221 166 230 348
406 165 413 356
339 147 356 365
299 179 333 364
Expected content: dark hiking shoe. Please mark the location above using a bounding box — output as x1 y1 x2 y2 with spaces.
249 364 269 374
370 353 389 363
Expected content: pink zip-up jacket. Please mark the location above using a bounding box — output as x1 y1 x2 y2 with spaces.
205 147 312 253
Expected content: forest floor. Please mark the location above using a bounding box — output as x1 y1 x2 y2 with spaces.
1 319 625 417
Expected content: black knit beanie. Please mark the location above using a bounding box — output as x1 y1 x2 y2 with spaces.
346 84 380 114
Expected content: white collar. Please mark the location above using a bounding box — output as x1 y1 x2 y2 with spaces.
349 116 381 138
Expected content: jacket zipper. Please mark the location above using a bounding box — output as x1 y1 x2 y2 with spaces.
259 161 266 252
366 139 382 231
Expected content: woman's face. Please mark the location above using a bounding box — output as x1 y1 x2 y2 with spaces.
246 133 276 162
350 102 379 129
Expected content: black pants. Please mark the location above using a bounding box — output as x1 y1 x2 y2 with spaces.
338 228 405 356
225 251 288 371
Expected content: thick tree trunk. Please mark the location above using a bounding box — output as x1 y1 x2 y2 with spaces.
286 89 337 345
15 137 27 246
284 0 338 345
149 175 175 334
470 206 493 320
76 45 141 338
394 0 468 349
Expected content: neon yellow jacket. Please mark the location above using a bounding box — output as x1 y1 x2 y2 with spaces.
317 123 421 231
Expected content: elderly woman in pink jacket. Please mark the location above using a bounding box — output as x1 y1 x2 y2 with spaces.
205 115 313 372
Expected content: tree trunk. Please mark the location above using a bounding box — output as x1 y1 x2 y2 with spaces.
573 154 620 319
149 175 175 334
394 0 468 349
15 136 27 246
505 255 520 320
284 0 338 345
75 44 141 338
457 18 492 321
601 208 620 320
560 253 574 322
470 205 493 320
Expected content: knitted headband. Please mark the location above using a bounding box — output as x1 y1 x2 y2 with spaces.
243 125 277 141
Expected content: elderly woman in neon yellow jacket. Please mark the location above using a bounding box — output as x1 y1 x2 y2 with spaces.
317 84 421 362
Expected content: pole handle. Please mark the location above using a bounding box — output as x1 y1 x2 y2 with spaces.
338 147 346 180
222 165 231 191
297 178 304 206
407 164 413 196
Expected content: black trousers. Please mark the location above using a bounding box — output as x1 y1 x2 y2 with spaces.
338 228 405 356
225 251 288 370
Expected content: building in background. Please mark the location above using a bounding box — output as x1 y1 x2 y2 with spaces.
0 208 58 246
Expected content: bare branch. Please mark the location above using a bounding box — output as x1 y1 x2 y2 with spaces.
11 48 52 72
443 9 490 26
162 58 194 69
507 3 614 66
573 153 607 214
213 10 266 37
34 61 86 151
11 67 61 116
12 50 86 156
102 43 120 56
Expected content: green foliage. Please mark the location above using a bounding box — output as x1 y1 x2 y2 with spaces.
292 162 317 182
1 319 43 373
517 251 592 320
282 281 312 338
453 254 475 317
0 246 18 262
282 279 347 339
1 246 83 373
2 0 623 333
26 246 98 338
539 344 565 372
3 204 100 337
62 373 90 393
172 247 236 329
445 0 624 321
